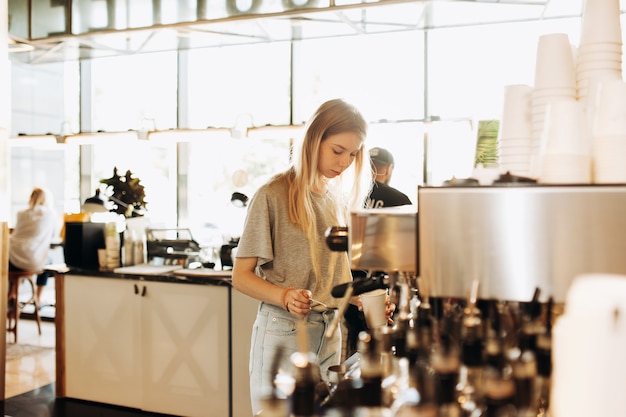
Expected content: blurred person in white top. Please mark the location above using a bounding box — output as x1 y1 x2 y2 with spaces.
9 187 58 304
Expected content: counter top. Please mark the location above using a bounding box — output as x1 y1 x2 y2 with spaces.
49 265 233 286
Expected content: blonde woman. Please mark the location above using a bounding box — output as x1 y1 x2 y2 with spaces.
9 187 58 303
232 99 381 413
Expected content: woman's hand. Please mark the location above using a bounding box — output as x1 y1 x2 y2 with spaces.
232 258 317 319
283 288 313 318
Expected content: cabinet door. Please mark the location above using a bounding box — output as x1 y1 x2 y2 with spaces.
140 281 230 417
64 275 142 409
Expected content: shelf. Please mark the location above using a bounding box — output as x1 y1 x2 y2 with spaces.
7 0 592 64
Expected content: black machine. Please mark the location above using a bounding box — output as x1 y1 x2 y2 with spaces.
64 222 106 269
220 237 239 270
146 228 201 266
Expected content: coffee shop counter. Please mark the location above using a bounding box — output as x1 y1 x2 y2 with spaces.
49 266 258 417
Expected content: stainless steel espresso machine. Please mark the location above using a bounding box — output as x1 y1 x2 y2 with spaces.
321 183 626 415
336 184 626 302
418 184 626 303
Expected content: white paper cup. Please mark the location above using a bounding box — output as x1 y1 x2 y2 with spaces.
538 153 592 184
576 50 623 62
593 79 626 135
592 134 626 182
580 0 622 45
532 86 577 97
540 99 589 156
499 84 533 139
360 289 388 329
578 42 623 54
534 33 576 89
577 60 622 71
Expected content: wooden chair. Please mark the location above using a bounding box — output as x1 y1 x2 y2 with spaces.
7 270 43 343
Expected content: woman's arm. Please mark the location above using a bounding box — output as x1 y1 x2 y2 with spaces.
232 256 313 318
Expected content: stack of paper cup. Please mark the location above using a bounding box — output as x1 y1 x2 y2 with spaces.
551 273 626 417
537 100 591 184
498 84 533 177
575 0 625 184
105 222 121 269
591 79 626 183
532 33 577 176
576 0 623 103
576 45 623 104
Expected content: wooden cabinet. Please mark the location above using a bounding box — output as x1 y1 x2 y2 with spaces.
64 276 140 408
64 275 230 417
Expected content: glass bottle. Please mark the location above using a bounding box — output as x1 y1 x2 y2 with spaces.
415 300 434 364
534 297 553 417
431 342 462 417
387 357 413 413
289 352 318 417
133 228 146 265
470 366 516 417
457 299 485 417
358 331 384 409
381 325 404 408
510 347 537 417
471 305 515 417
122 227 135 266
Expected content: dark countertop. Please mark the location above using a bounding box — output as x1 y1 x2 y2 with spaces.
46 265 233 287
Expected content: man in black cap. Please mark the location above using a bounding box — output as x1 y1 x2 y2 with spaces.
344 147 413 359
365 147 412 208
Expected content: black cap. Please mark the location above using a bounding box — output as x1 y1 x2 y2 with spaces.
369 147 394 165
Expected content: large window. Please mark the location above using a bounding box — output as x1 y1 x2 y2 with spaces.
8 139 79 229
90 52 178 132
292 31 425 124
177 128 296 246
86 137 178 229
184 42 292 129
10 9 599 239
427 17 582 120
11 61 79 136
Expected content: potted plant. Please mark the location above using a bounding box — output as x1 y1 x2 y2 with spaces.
99 167 148 218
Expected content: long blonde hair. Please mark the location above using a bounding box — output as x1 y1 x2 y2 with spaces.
28 187 50 209
284 99 369 235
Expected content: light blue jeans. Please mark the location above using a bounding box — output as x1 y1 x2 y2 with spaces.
249 302 341 415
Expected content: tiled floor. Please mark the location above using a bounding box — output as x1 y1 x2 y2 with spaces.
5 319 56 399
6 276 57 400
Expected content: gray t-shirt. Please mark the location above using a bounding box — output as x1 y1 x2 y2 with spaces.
236 175 351 309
